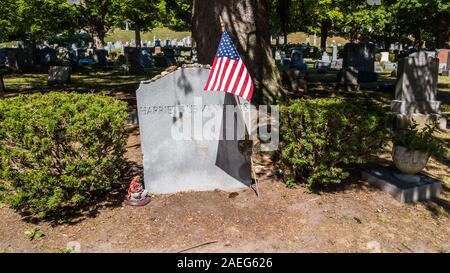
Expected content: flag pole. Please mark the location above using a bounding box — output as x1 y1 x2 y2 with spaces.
219 16 260 197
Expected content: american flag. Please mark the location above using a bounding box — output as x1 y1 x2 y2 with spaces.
204 31 254 101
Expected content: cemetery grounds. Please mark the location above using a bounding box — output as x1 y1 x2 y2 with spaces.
0 64 449 253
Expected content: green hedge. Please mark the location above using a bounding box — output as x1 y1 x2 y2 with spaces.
0 92 128 218
279 98 390 187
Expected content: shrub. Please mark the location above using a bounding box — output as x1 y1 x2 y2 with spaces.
0 92 128 218
279 98 390 187
375 53 381 62
393 122 444 156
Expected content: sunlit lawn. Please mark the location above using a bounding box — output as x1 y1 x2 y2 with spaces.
2 67 163 96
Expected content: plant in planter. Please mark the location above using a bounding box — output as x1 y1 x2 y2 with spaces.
392 122 444 176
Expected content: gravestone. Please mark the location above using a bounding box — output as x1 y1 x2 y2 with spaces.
0 48 6 66
339 43 378 85
0 72 5 98
314 52 331 71
5 48 33 72
392 51 446 130
136 67 252 194
332 45 338 62
139 48 153 68
437 49 449 73
124 47 145 74
380 51 390 63
163 48 176 66
94 49 108 66
37 47 58 65
446 51 450 76
290 50 307 71
48 66 71 85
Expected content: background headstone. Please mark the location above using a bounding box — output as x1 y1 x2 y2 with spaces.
124 47 145 74
136 67 252 194
94 49 108 66
437 49 449 73
339 43 378 84
48 66 71 85
392 51 446 129
380 51 390 63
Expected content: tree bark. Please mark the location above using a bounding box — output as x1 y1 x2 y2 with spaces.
192 0 285 105
0 72 5 98
93 34 105 49
135 29 142 48
320 19 331 50
435 12 449 49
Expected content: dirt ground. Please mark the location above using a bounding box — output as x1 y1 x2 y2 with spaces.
0 129 448 253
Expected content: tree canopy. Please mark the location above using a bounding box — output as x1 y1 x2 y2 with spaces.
0 0 448 49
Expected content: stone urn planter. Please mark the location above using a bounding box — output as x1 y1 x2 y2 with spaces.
392 145 430 175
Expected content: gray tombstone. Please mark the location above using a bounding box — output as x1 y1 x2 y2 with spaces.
94 49 108 66
124 47 144 74
392 51 446 129
339 43 378 84
136 67 252 194
48 66 71 85
447 52 450 75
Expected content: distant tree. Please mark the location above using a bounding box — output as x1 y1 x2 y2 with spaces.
165 0 192 31
74 0 116 48
393 0 450 49
115 0 166 47
0 0 77 45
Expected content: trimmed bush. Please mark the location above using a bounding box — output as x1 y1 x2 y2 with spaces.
279 98 390 187
0 92 128 218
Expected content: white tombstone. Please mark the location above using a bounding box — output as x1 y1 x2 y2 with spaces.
380 52 390 63
332 45 338 62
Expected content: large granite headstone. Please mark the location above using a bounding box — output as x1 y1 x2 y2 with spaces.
124 47 153 74
392 51 446 129
339 43 378 85
136 67 252 194
48 66 71 85
38 47 58 66
94 49 108 66
5 48 32 72
290 50 307 71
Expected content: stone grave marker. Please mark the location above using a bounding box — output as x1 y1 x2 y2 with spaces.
339 43 378 85
437 48 449 74
94 49 108 66
290 50 307 71
124 47 153 69
48 66 71 85
314 52 331 71
446 51 450 76
332 45 338 62
380 51 390 63
392 51 446 130
136 66 252 194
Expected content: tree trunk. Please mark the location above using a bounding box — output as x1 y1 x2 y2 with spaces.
320 19 331 50
435 12 449 49
192 0 285 104
93 32 105 49
0 72 5 98
135 29 142 48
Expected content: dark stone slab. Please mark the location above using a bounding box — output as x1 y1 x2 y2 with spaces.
362 164 442 203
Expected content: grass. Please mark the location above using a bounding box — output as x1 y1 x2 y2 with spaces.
104 27 350 47
105 28 191 43
2 67 163 97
